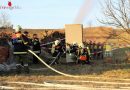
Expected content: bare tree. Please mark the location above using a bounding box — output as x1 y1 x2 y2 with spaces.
99 0 130 33
98 0 130 44
0 12 12 29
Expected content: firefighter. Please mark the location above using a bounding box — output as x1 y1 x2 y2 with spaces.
101 43 104 59
70 42 78 56
78 43 90 64
66 42 78 63
100 42 104 59
104 43 112 57
97 42 101 60
88 40 93 59
93 42 98 60
32 34 41 64
23 31 32 45
66 43 71 53
88 40 92 52
12 25 30 74
51 40 63 64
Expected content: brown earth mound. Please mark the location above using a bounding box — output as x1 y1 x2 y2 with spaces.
0 46 9 63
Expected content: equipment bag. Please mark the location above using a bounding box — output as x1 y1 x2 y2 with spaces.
79 55 87 61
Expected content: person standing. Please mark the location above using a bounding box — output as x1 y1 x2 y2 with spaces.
88 40 93 59
104 43 113 57
93 42 98 60
97 42 101 60
12 25 30 74
32 34 41 64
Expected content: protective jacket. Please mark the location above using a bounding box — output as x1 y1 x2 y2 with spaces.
12 33 30 54
32 38 41 54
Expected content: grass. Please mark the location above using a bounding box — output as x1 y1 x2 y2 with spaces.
0 48 130 89
0 60 130 80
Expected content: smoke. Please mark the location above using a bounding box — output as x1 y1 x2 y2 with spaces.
74 0 93 24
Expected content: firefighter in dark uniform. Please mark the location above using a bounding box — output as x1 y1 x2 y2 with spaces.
78 43 90 64
32 34 41 64
101 43 104 59
70 42 78 56
88 41 92 52
97 42 102 60
93 42 98 60
51 40 63 64
12 25 30 74
88 40 93 59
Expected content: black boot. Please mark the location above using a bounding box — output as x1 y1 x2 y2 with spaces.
24 64 30 74
16 64 22 74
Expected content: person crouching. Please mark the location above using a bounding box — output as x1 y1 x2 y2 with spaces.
78 43 90 64
51 40 63 64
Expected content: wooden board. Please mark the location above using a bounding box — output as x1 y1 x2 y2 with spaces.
65 24 83 45
65 24 83 63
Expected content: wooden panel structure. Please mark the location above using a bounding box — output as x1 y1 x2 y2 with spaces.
65 24 83 63
65 24 83 45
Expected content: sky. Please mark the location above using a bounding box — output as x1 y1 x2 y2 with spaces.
0 0 105 29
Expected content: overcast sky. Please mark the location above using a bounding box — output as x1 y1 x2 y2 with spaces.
0 0 105 29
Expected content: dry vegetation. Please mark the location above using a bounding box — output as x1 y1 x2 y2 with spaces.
0 47 130 89
0 27 130 89
1 27 130 45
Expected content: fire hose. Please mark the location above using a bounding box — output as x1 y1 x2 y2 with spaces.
28 49 113 77
28 50 79 78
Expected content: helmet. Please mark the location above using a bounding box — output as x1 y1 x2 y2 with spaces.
15 25 22 33
72 42 77 46
55 40 60 45
79 43 85 48
23 31 29 34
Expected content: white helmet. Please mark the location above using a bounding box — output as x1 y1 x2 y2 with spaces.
79 43 85 48
15 25 22 33
72 42 77 46
55 40 60 45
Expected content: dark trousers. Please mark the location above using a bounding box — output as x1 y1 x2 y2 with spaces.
94 49 97 60
33 53 40 64
14 54 28 65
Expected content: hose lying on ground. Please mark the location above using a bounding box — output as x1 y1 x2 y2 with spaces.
28 50 79 78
